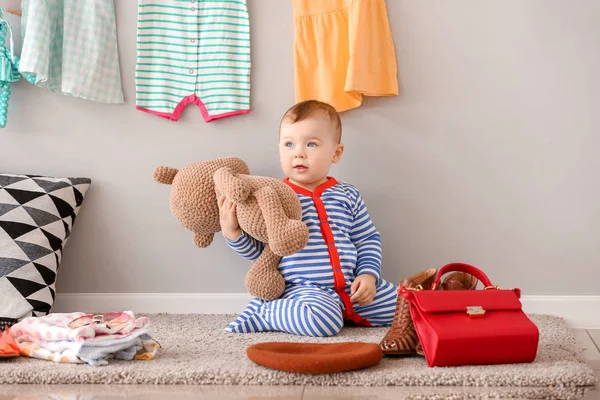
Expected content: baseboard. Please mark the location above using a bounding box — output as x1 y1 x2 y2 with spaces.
53 293 600 329
519 296 600 329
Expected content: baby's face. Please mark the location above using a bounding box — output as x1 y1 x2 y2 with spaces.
279 113 343 191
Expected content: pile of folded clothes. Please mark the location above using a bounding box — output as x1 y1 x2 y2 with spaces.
8 311 158 366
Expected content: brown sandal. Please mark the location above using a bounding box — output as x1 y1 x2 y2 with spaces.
380 268 437 355
441 271 478 290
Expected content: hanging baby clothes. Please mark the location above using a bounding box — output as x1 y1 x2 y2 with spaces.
293 0 399 113
19 0 124 104
0 7 21 128
135 0 251 122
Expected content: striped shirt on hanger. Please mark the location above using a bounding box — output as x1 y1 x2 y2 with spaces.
135 0 251 122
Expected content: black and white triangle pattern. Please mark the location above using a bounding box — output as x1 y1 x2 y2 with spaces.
0 174 90 325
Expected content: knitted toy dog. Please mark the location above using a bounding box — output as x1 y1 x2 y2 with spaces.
153 157 309 301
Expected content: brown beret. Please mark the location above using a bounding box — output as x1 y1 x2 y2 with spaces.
247 342 382 374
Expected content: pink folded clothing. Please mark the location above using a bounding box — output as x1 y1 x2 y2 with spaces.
10 311 149 343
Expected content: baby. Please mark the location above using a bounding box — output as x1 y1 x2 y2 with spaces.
218 100 397 337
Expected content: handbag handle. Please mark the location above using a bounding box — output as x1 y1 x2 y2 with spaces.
430 262 495 290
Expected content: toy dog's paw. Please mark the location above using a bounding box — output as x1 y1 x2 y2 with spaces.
246 271 286 301
214 167 252 202
269 220 309 256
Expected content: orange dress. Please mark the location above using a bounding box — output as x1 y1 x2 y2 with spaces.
293 0 399 112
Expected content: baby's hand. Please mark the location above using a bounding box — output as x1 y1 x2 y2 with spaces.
350 274 377 306
218 195 242 241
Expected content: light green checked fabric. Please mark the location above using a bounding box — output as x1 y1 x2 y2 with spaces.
135 0 251 122
19 0 124 104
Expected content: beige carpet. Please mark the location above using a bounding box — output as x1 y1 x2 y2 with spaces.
0 314 596 389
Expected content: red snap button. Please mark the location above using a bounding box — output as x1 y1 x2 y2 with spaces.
190 38 196 43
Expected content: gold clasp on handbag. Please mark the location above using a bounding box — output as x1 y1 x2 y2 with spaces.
466 306 486 318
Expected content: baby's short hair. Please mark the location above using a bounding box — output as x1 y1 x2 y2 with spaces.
280 100 342 143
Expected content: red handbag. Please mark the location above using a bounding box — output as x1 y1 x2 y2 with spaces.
400 263 539 367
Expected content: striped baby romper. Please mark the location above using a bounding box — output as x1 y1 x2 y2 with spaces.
224 178 398 337
136 0 251 122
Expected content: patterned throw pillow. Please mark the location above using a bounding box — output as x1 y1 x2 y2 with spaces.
0 174 91 327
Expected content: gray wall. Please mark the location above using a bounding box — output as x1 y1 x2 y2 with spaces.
1 0 599 296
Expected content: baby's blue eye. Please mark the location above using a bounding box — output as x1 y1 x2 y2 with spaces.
307 142 317 148
284 142 293 148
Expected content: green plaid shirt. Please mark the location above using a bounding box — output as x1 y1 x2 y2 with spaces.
19 0 124 104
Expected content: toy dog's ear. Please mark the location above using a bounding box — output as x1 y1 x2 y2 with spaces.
153 166 179 185
213 167 251 202
194 233 214 248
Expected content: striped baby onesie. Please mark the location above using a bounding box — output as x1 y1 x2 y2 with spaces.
136 0 251 122
225 178 398 337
